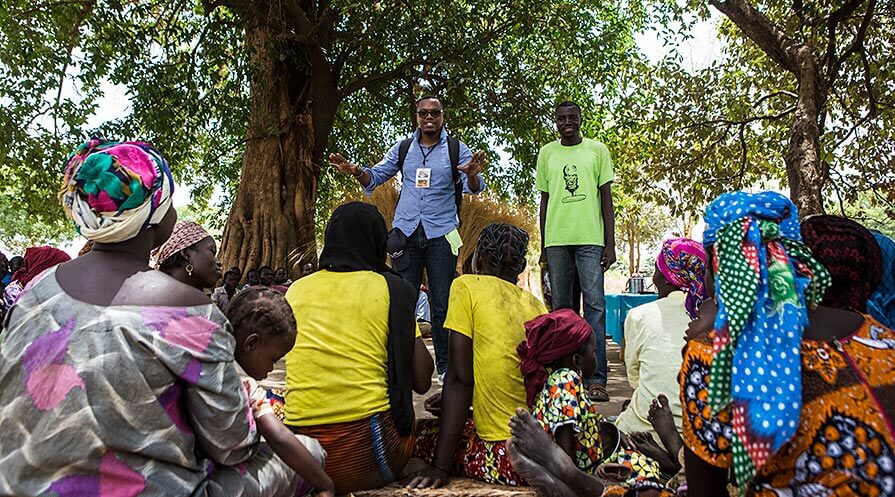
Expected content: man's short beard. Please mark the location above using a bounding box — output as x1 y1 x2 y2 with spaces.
421 126 441 136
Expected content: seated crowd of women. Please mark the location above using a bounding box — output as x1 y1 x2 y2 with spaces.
0 141 893 497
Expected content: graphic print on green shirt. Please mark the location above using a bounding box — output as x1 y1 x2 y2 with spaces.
535 139 614 247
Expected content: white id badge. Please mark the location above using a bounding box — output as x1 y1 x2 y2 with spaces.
415 168 431 189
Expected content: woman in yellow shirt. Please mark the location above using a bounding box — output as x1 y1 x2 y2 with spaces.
405 223 548 488
283 203 434 493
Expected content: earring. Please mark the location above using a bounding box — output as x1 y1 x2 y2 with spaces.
186 263 194 276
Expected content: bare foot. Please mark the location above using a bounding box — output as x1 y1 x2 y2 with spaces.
507 440 578 497
629 432 679 475
508 408 577 480
648 394 683 461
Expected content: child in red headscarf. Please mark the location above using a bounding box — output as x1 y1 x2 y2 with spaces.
517 309 674 495
519 309 601 470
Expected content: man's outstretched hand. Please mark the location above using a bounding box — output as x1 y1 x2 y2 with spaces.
329 153 358 176
458 150 486 177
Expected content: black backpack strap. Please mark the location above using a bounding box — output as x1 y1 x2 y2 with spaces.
394 137 414 208
397 138 413 174
447 136 462 219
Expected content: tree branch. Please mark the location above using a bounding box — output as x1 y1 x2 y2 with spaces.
53 0 94 140
834 109 875 149
280 0 314 36
753 90 798 107
709 0 800 72
11 0 91 18
821 0 864 73
339 59 423 98
860 49 878 118
737 124 748 187
827 165 848 216
827 0 876 86
681 106 796 130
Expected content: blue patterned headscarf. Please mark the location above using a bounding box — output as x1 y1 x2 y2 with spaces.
868 231 895 328
702 191 831 487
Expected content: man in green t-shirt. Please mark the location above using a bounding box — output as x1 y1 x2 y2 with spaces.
535 101 616 402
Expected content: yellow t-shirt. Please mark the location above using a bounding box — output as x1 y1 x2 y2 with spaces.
444 275 548 441
283 270 419 426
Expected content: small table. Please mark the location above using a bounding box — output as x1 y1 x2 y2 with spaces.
605 293 658 346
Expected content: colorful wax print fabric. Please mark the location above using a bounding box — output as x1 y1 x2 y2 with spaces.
680 317 895 496
532 368 604 473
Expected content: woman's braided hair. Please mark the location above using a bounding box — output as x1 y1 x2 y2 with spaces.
475 223 530 282
225 287 296 340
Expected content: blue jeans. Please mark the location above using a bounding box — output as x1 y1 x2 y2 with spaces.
545 245 607 386
397 224 456 375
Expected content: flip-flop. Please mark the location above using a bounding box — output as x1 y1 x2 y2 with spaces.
588 384 610 402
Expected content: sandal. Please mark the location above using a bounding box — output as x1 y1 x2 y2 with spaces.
588 384 610 402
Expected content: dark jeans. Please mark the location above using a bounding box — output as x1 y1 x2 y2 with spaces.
397 224 456 375
545 245 607 386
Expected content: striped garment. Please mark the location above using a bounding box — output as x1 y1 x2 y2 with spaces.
290 411 414 493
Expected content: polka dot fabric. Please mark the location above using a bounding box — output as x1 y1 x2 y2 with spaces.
702 191 831 489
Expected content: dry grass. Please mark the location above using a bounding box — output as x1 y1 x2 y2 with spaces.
346 180 537 272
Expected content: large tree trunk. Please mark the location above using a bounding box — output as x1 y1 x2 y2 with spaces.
219 23 335 280
785 47 826 217
709 0 828 217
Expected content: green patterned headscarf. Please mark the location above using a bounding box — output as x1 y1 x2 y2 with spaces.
702 191 831 489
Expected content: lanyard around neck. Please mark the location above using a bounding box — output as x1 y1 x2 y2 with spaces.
418 140 438 163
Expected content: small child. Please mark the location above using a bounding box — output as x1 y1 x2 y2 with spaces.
518 308 604 473
517 309 669 492
226 287 335 497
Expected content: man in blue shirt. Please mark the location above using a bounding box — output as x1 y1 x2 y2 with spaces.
330 96 486 375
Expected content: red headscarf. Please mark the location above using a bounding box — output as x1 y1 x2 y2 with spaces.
12 246 71 286
517 309 593 407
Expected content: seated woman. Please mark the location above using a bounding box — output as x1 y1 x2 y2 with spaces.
0 140 301 496
0 245 71 319
154 221 222 290
681 193 895 496
615 238 706 448
283 202 434 494
405 223 548 488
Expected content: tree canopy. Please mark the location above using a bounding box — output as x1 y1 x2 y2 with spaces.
635 0 895 220
1 0 649 267
2 0 893 258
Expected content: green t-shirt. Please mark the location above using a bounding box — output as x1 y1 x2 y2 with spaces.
535 138 614 247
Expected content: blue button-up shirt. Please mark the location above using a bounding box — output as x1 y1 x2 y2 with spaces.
363 128 486 239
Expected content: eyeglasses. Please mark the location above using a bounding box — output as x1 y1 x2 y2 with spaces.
417 110 443 118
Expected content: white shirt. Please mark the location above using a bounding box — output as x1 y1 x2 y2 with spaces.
622 291 690 433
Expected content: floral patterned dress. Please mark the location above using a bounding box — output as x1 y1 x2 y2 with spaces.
532 368 604 473
680 316 895 496
0 267 300 497
531 368 667 494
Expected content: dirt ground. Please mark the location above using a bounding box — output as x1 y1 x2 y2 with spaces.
350 337 633 497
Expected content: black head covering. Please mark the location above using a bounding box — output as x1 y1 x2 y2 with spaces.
318 202 416 436
319 202 388 272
